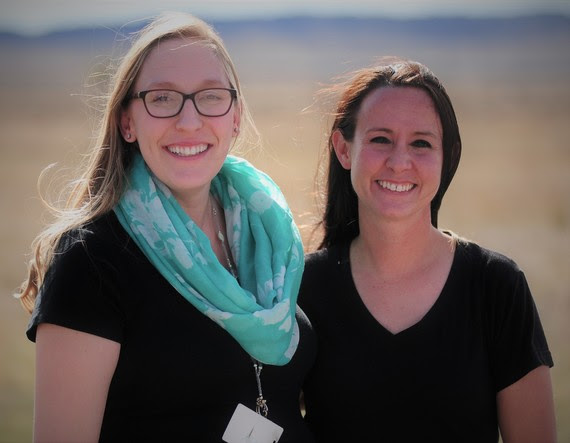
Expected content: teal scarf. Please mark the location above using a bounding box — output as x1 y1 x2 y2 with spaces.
114 154 304 365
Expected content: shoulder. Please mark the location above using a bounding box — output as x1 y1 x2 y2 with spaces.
304 248 332 269
451 239 554 386
452 236 534 313
304 243 345 271
28 212 136 343
455 236 524 282
64 211 127 245
299 243 347 310
302 245 344 290
46 211 143 287
56 211 134 260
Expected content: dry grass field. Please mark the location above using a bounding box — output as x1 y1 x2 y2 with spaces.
1 16 569 441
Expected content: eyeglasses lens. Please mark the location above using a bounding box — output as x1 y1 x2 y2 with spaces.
143 89 233 118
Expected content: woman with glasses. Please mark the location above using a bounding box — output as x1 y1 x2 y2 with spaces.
18 12 315 442
299 59 556 442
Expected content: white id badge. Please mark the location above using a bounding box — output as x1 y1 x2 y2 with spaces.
222 403 284 443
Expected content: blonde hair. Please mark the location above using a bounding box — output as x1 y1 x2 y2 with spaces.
17 12 258 312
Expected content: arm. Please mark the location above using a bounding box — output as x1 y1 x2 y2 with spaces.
34 323 120 443
497 365 556 443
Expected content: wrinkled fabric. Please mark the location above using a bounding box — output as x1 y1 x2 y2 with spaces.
114 153 303 365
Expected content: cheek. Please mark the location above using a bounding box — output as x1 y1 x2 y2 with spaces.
352 146 384 172
424 153 444 192
433 151 444 177
213 117 237 146
348 148 377 190
131 112 166 141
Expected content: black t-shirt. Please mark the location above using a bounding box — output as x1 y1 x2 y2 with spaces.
299 239 553 443
27 212 316 442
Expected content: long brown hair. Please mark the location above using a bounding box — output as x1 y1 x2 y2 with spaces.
17 12 258 312
319 59 462 249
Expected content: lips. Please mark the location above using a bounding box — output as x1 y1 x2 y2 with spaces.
166 144 209 157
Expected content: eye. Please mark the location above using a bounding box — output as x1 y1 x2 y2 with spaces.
411 139 432 148
370 136 391 144
148 90 177 104
197 90 225 103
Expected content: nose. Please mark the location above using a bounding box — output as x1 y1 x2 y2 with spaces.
385 142 411 172
175 98 203 131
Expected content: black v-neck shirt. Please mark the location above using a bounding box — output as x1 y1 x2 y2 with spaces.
299 239 552 442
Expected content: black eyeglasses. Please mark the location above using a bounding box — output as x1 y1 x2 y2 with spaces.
131 88 237 118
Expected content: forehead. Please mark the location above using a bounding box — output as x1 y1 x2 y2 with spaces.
357 86 441 130
135 37 228 90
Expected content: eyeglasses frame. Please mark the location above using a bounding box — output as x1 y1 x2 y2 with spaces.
131 87 238 118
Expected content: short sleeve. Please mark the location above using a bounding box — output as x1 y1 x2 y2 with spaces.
486 258 553 391
26 229 125 343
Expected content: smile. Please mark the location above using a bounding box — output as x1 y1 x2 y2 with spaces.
167 144 209 157
377 180 415 192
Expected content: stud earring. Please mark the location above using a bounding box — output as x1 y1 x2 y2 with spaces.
126 133 132 140
233 126 240 135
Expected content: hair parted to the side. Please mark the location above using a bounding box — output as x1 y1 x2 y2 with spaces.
16 11 258 313
318 58 462 249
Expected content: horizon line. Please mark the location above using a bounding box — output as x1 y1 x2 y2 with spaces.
1 11 569 38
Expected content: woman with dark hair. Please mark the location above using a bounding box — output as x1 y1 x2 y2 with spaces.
299 59 555 442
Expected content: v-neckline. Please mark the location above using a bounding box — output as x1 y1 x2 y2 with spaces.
339 239 460 338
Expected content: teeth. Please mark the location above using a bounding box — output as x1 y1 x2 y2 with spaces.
167 144 208 157
378 180 414 192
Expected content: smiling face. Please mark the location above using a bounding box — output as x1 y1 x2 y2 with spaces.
121 37 240 203
333 86 443 226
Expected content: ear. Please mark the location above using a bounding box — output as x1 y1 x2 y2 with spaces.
232 100 242 137
120 109 136 143
332 129 352 170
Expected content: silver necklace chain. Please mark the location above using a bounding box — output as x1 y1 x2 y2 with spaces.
210 195 269 417
211 196 237 279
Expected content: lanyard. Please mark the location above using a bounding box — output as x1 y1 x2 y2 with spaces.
213 197 270 418
252 358 269 417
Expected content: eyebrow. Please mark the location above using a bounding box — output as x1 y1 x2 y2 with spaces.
142 79 229 91
366 128 439 138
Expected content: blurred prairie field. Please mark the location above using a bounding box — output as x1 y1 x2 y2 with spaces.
1 16 569 441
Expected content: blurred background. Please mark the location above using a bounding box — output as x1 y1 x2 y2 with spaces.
1 1 569 441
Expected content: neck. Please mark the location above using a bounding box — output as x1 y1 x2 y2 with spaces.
174 187 212 231
175 188 236 274
211 194 238 277
352 211 449 282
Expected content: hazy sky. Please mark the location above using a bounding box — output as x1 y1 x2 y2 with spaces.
2 0 570 35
